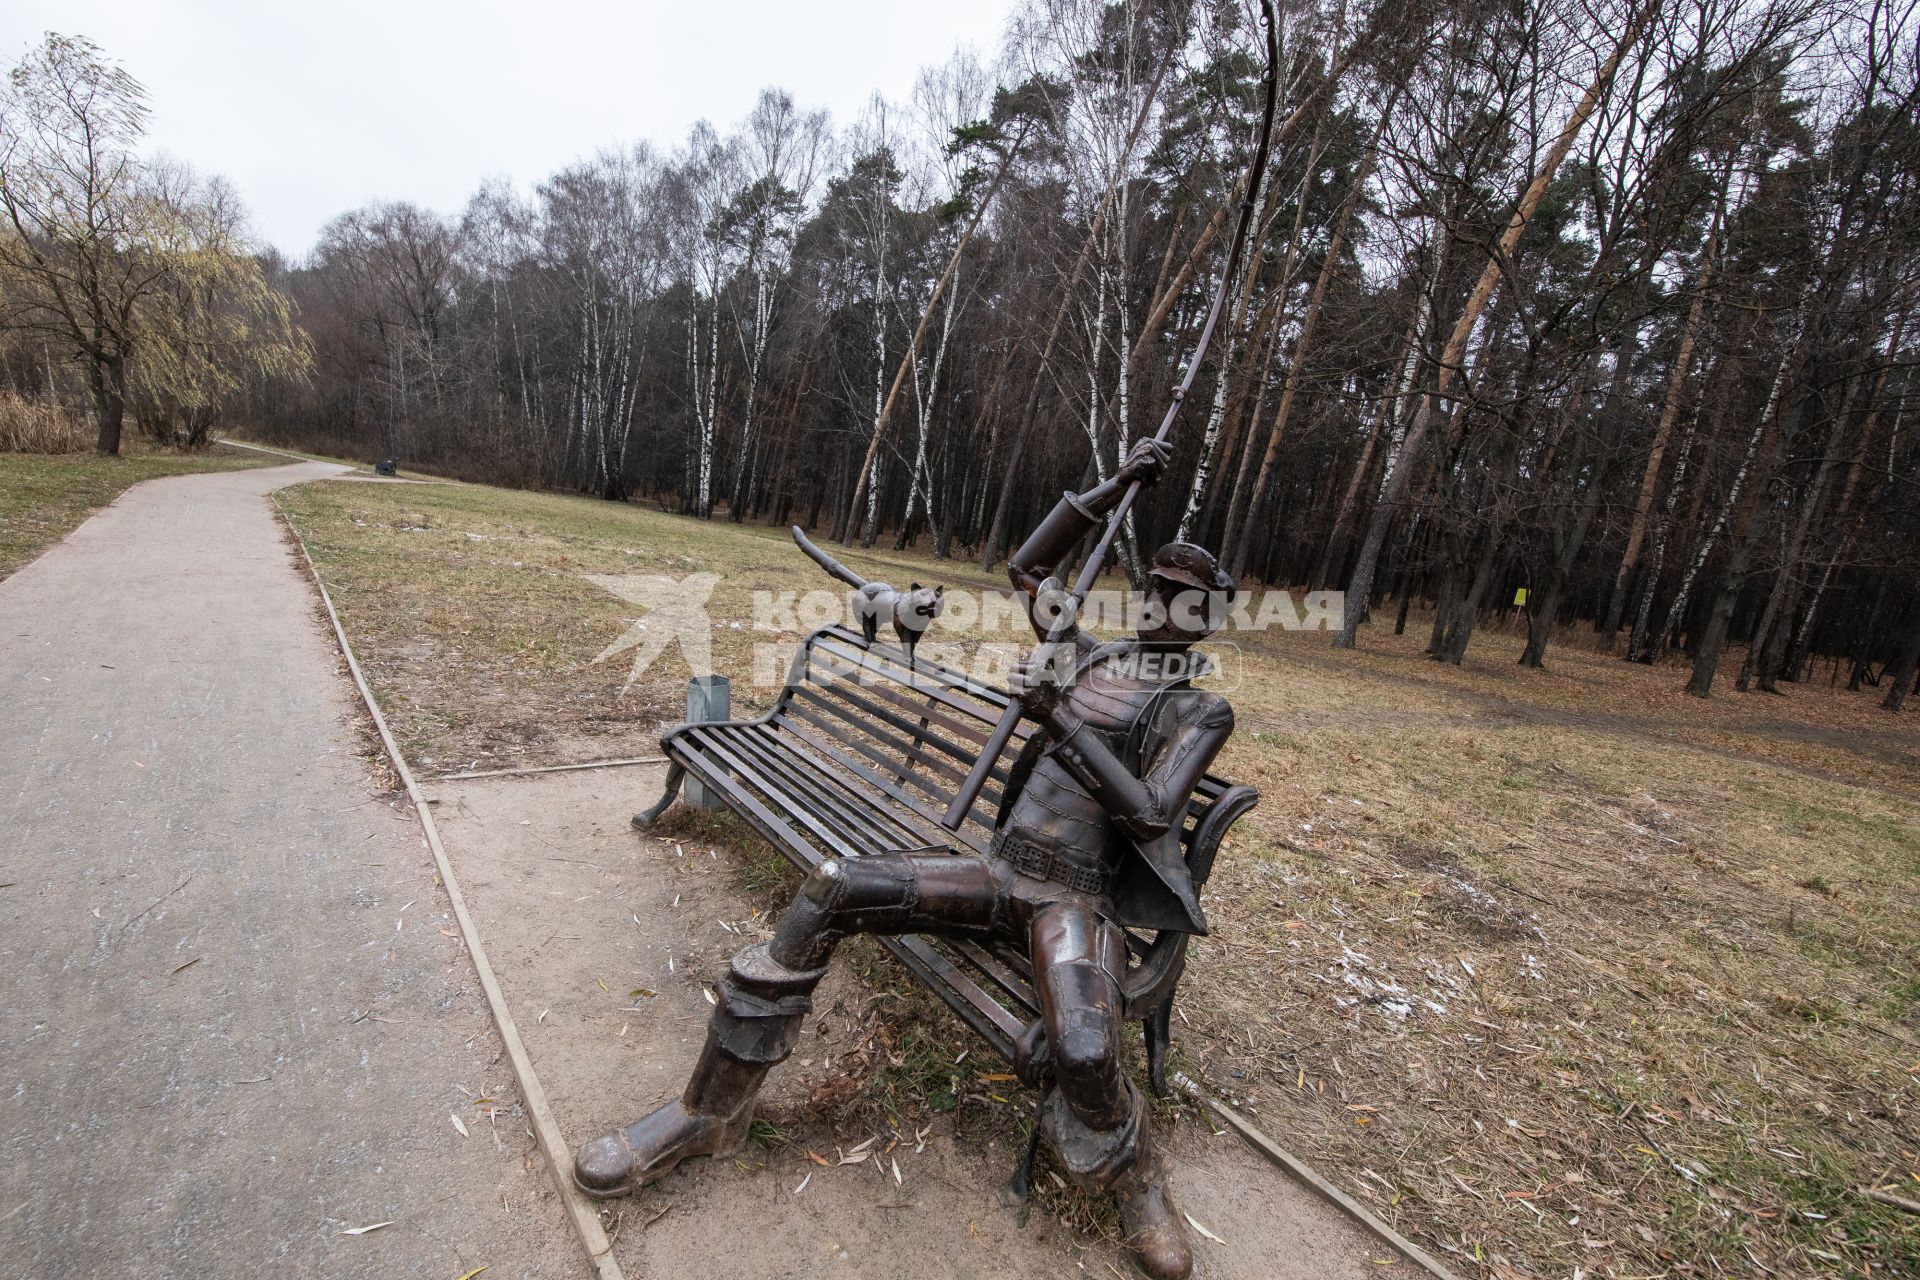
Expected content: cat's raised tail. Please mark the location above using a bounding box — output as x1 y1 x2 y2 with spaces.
790 525 868 590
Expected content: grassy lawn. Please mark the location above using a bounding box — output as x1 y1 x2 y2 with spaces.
0 442 275 581
278 474 1920 1277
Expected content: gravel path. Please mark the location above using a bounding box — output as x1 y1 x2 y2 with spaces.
0 463 581 1279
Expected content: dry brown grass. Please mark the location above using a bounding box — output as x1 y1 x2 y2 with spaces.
277 475 1920 1277
0 393 89 453
1186 622 1920 1277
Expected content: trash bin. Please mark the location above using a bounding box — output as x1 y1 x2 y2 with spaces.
685 675 730 809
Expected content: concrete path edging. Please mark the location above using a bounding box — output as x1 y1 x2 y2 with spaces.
1171 1074 1464 1280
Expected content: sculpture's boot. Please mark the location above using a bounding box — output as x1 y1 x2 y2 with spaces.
1110 1114 1191 1280
574 942 823 1198
1040 1080 1192 1280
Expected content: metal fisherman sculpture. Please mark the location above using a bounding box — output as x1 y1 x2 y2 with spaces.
575 437 1236 1279
575 8 1278 1275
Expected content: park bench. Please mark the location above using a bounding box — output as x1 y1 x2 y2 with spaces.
633 622 1259 1096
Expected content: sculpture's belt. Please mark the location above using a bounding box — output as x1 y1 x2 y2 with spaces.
994 831 1109 896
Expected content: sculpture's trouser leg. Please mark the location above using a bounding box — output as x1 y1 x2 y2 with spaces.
766 851 999 970
576 854 998 1197
1031 901 1192 1280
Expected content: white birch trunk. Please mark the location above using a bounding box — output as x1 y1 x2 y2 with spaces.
1083 258 1108 461
1656 338 1795 647
903 275 959 537
687 281 721 517
1372 303 1431 503
731 271 772 516
1175 355 1233 541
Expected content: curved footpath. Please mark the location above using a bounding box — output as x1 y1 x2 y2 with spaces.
0 463 581 1279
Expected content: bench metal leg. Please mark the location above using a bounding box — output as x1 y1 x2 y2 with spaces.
1143 998 1174 1098
1002 1092 1047 1214
632 761 687 829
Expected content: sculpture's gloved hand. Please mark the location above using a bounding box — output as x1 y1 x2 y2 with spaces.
1010 641 1074 724
1117 436 1173 486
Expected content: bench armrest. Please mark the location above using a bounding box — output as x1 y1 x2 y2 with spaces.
1182 783 1260 891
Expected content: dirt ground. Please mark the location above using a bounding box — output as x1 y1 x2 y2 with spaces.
423 765 1407 1280
279 475 1920 1277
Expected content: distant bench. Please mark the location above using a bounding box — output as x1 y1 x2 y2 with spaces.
633 623 1258 1095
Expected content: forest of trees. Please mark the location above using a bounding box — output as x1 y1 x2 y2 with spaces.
7 1 1919 702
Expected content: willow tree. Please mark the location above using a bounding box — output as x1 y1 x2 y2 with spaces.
0 34 165 454
132 166 311 446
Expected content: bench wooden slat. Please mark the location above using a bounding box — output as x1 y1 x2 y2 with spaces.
776 698 1007 818
796 635 1031 805
788 681 967 781
670 738 833 864
947 938 1039 1015
806 647 1004 751
883 937 1025 1054
773 704 965 812
756 720 993 854
684 726 872 862
720 723 933 855
797 674 1010 784
807 638 1011 731
810 628 1028 728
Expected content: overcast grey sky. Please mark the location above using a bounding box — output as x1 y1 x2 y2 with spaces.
0 1 1019 259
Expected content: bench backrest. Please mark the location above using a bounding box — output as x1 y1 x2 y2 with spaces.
775 625 1241 863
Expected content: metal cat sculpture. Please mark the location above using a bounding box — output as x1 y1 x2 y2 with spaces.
790 525 945 664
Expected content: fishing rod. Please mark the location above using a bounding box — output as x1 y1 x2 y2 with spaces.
941 0 1282 832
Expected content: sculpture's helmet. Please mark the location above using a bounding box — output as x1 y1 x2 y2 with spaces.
1145 542 1236 639
1149 541 1234 594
